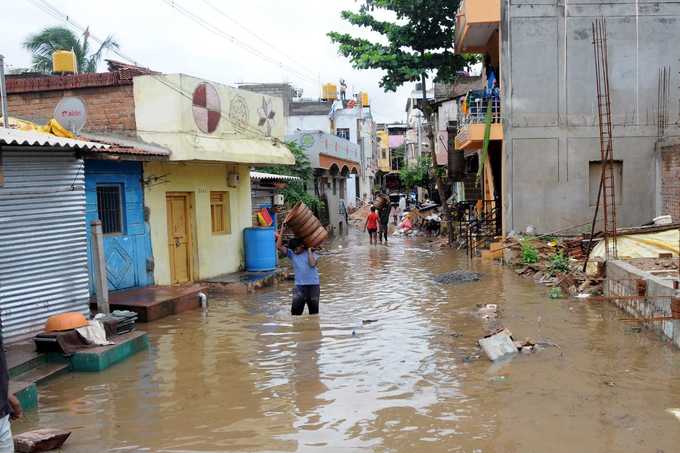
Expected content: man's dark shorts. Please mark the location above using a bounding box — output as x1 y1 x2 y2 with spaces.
292 284 320 315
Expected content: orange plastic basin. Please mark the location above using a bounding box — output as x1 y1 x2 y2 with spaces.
45 312 88 332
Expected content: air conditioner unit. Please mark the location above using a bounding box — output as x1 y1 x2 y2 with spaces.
227 172 240 188
274 194 284 206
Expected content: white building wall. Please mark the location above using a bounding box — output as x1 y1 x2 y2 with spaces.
335 110 360 143
287 115 330 135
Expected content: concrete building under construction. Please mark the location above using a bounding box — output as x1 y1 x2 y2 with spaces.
454 0 680 234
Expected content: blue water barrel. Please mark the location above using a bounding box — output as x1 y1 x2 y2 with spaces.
244 227 276 271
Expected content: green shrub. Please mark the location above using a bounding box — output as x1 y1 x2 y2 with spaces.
521 241 539 264
549 287 564 299
549 251 570 274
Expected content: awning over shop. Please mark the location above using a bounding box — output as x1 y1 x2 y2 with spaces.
319 153 360 174
250 171 300 181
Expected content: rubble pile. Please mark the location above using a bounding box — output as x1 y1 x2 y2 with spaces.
501 235 603 297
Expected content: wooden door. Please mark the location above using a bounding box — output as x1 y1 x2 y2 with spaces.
166 193 193 284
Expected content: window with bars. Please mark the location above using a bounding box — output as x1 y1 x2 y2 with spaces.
336 128 350 140
210 191 231 234
96 185 124 234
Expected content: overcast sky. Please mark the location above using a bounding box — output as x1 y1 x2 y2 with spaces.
3 0 414 123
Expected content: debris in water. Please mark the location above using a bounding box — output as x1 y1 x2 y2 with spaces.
489 375 508 382
575 293 591 299
603 380 616 387
477 304 498 319
666 408 680 422
433 270 482 284
362 319 378 324
463 354 480 363
352 330 356 336
478 328 517 361
14 429 71 453
515 339 537 354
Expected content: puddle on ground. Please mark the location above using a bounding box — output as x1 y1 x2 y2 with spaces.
14 232 680 452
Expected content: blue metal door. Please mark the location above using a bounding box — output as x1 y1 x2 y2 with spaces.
85 160 153 292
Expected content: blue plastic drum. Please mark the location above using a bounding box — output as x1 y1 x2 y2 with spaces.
243 227 276 271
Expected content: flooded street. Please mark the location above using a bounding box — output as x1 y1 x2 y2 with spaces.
14 233 680 452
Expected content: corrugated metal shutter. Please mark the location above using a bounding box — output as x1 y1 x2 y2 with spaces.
0 151 89 343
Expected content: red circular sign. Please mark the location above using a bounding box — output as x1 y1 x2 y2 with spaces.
192 82 221 133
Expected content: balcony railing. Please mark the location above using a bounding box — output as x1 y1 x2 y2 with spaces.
455 96 503 150
458 96 502 127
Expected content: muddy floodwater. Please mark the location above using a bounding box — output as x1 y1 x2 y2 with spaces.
14 233 680 452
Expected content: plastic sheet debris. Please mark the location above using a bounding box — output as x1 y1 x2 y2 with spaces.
477 304 498 319
433 270 482 284
666 408 680 422
478 329 517 361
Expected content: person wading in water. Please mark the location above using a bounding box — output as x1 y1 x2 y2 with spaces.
277 225 320 316
377 201 391 244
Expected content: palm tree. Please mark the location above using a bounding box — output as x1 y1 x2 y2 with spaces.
23 26 119 74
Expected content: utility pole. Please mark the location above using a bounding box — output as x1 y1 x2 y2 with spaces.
0 55 9 128
416 111 423 160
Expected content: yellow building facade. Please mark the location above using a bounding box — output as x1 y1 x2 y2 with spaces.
376 129 391 173
133 74 293 285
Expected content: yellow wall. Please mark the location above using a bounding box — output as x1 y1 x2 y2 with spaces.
144 161 252 285
134 74 292 165
376 130 391 172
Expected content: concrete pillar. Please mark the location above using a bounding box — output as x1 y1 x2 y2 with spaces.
91 220 110 315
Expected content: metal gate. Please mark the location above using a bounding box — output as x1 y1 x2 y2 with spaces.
0 150 89 342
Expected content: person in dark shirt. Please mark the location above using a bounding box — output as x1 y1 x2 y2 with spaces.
0 330 22 452
377 202 391 244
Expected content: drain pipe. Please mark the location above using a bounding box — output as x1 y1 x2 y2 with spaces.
198 292 208 311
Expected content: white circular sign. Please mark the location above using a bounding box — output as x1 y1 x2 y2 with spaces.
54 97 87 133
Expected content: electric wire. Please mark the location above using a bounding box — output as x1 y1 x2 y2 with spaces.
159 0 319 86
24 0 286 140
198 0 318 78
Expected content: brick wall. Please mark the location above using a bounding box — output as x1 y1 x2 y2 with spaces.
661 146 680 221
7 84 137 136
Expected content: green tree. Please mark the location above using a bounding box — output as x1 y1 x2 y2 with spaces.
23 26 119 73
329 0 472 237
259 142 324 212
399 155 431 193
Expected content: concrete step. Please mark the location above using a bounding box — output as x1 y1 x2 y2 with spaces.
9 380 37 412
90 284 208 322
9 362 70 412
13 362 69 386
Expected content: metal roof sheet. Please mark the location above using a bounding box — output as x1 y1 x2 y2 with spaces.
0 127 110 150
79 133 171 157
250 171 301 181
